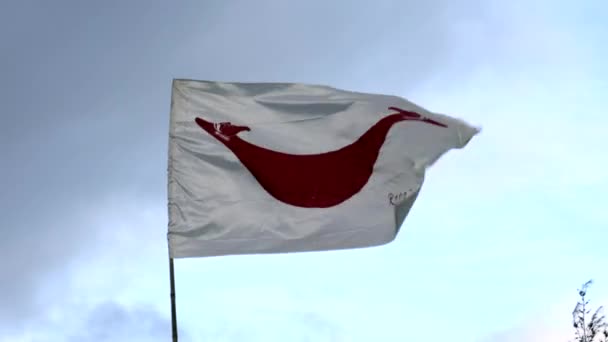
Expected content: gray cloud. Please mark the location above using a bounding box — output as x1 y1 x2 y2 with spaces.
64 302 186 342
10 301 189 342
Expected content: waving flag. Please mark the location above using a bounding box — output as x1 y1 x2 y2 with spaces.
167 79 478 258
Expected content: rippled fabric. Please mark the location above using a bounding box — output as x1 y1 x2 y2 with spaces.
167 79 479 258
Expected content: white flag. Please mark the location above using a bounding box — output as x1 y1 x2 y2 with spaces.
167 79 478 258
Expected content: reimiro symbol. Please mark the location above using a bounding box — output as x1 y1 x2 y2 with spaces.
195 107 446 209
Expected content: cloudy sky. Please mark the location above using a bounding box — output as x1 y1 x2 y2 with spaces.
1 0 606 341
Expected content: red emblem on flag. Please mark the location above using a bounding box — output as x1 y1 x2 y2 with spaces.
195 107 446 208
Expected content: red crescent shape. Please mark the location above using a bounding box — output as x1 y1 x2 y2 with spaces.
194 107 446 208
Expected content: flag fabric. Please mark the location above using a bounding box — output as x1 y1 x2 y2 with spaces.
167 79 478 258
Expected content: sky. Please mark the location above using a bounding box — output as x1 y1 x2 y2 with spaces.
1 0 606 341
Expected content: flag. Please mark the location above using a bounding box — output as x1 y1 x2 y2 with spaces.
167 79 479 258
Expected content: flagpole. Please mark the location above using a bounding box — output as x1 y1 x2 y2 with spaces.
169 257 178 342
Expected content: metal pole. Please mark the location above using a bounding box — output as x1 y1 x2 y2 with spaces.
169 257 178 342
